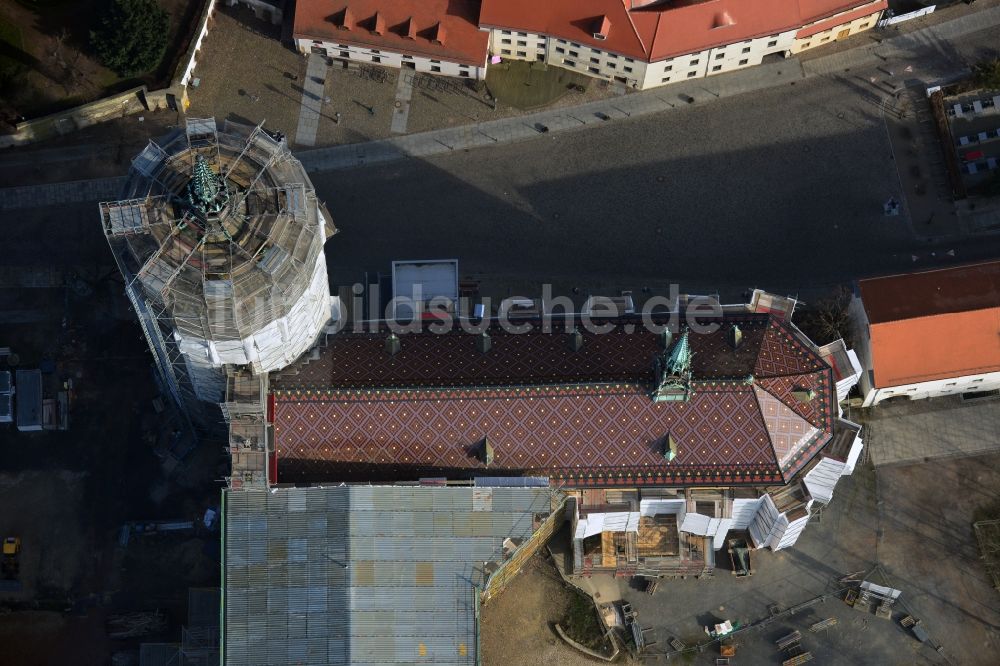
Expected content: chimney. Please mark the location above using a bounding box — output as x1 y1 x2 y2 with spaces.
372 11 385 35
663 434 678 462
338 7 353 30
727 324 743 350
385 332 401 356
660 328 673 350
568 328 584 352
792 387 816 402
480 437 494 466
593 15 611 40
403 17 417 40
430 21 445 45
476 331 492 354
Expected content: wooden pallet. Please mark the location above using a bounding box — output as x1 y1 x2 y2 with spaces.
776 630 802 651
809 617 838 633
782 652 814 666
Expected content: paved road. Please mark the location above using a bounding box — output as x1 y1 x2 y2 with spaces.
315 69 1000 297
864 396 1000 466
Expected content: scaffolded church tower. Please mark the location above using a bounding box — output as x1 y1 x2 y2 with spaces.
100 118 335 426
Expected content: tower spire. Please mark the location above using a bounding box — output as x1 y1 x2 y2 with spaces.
186 154 229 216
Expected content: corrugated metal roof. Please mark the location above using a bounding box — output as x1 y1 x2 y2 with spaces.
223 485 551 666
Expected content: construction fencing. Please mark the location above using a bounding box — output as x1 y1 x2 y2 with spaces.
481 496 570 603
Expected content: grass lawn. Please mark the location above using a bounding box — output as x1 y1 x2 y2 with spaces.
485 59 593 110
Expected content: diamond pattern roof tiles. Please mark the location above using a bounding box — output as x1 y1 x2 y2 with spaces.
271 314 836 487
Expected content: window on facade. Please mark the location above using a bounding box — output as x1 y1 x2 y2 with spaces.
569 50 579 57
501 49 511 55
623 66 632 73
431 65 441 72
712 65 722 72
768 40 777 47
625 57 634 63
946 382 957 387
803 42 811 48
340 51 349 58
607 62 616 69
861 22 870 28
402 54 413 59
592 48 600 54
607 53 618 60
558 39 567 44
715 53 724 60
501 38 511 44
517 51 527 57
517 40 527 46
564 59 576 67
588 66 600 74
590 57 599 64
518 32 527 37
664 65 673 72
371 56 380 63
742 46 751 53
739 59 748 65
690 59 699 65
371 49 380 54
662 77 670 83
501 30 511 35
460 71 469 77
431 59 440 63
555 47 565 54
973 378 985 383
687 71 696 78
821 36 830 42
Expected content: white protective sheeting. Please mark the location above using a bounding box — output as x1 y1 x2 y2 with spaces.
680 514 732 539
804 457 848 505
639 499 685 517
730 498 761 530
775 512 810 550
575 512 640 539
843 433 865 475
175 251 331 375
748 495 781 549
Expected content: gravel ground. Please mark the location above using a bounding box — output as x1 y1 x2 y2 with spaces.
185 6 620 148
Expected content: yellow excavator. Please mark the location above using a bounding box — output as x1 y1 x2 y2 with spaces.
2 537 20 580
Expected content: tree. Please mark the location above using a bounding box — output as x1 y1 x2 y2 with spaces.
90 0 168 78
794 286 855 349
972 58 1000 90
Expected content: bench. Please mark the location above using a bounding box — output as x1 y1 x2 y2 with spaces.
809 617 838 633
782 651 814 666
775 630 802 651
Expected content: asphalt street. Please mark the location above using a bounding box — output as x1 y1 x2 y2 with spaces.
316 73 1000 300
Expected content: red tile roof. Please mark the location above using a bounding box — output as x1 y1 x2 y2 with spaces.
479 0 886 63
859 261 1000 387
271 315 836 486
293 0 489 67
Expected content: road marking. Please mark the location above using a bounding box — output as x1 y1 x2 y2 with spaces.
294 54 329 147
391 71 414 135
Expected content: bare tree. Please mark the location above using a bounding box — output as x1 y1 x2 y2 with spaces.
794 286 854 348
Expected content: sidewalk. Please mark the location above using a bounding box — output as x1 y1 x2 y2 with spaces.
297 6 1000 173
0 176 126 211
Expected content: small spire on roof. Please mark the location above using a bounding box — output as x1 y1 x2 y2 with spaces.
567 328 584 352
385 332 401 356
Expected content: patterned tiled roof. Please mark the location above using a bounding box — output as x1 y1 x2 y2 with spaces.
271 315 836 487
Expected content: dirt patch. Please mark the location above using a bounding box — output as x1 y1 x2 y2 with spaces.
877 453 1000 663
0 470 89 600
480 551 609 666
0 609 111 666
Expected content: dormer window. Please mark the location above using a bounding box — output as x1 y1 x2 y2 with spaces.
593 15 610 40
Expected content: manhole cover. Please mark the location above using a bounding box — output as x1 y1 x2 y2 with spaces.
394 101 402 108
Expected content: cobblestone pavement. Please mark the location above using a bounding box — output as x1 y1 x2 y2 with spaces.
0 177 125 211
863 395 1000 466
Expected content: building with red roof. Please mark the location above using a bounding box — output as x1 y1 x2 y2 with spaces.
480 0 886 89
291 0 885 88
263 300 864 557
293 0 489 79
852 260 1000 406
